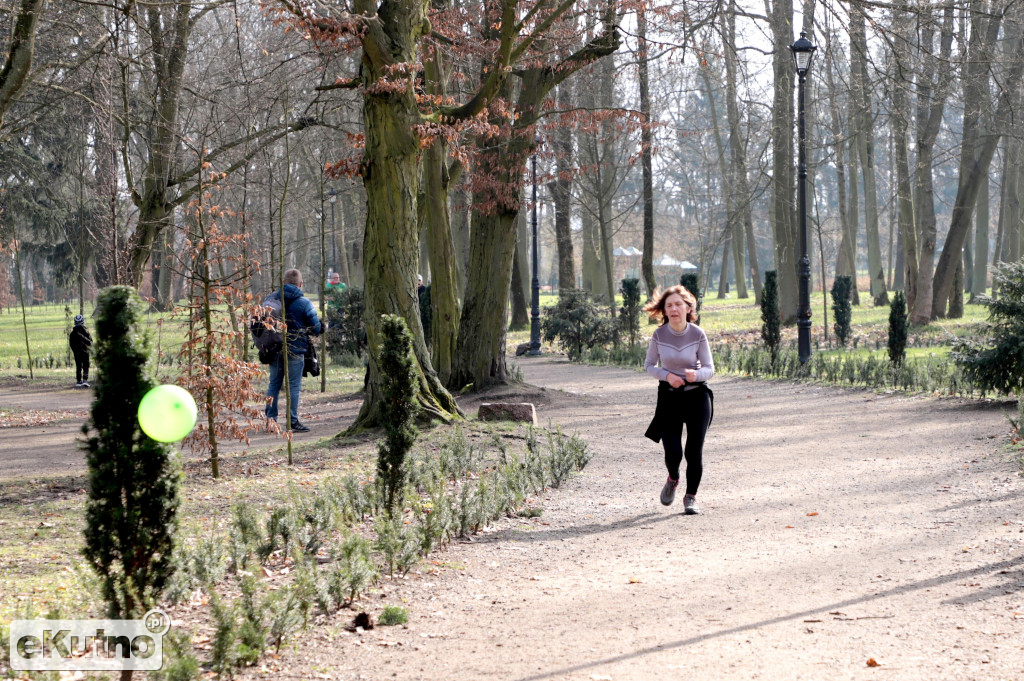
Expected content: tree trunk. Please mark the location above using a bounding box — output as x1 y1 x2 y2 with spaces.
845 135 862 305
970 171 990 300
452 202 521 390
891 6 918 308
722 3 751 300
851 3 887 305
451 183 470 297
597 54 617 317
0 0 45 130
717 234 731 298
701 56 746 301
909 5 955 324
948 257 964 318
1002 149 1023 265
295 218 309 271
550 82 576 293
769 0 797 323
423 141 461 384
637 6 657 299
451 17 620 390
341 189 364 288
931 7 1024 319
581 208 603 296
422 33 462 382
350 0 460 428
510 207 530 330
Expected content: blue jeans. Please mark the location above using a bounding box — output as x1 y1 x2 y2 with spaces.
266 353 305 423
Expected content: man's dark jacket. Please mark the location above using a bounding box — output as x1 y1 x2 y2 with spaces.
265 284 323 355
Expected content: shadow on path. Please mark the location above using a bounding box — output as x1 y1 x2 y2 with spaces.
470 512 670 545
513 554 1024 681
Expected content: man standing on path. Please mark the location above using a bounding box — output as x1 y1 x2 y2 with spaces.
69 314 93 388
265 268 324 432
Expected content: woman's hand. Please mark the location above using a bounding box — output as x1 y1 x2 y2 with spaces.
684 369 697 383
667 373 685 388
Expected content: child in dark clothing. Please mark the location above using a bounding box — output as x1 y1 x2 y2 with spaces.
69 314 93 387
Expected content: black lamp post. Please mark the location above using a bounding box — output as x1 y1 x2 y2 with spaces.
529 141 542 355
790 32 816 364
327 187 338 268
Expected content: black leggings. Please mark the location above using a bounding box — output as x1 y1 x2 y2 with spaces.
662 388 712 495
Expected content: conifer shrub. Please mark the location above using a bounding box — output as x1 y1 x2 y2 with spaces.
541 289 617 360
680 272 702 312
150 629 200 681
326 285 366 359
618 278 643 347
379 605 409 626
888 290 909 366
81 285 183 619
953 259 1024 395
832 275 853 347
376 314 419 515
760 271 781 364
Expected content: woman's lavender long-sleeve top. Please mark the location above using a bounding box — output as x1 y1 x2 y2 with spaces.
644 323 715 386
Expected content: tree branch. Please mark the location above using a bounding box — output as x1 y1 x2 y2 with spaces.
169 117 318 201
0 0 46 130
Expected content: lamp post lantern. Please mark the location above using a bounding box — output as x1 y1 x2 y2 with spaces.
529 141 542 355
790 32 816 364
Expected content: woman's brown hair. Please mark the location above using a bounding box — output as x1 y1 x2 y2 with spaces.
643 285 698 324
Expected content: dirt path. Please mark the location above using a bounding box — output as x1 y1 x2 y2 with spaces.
264 356 1024 681
0 384 362 480
3 358 1023 679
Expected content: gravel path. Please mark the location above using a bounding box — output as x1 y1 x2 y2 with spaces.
278 354 1024 681
3 356 1022 679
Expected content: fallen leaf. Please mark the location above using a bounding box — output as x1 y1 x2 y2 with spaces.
806 512 818 517
866 658 881 667
628 578 641 584
785 525 795 529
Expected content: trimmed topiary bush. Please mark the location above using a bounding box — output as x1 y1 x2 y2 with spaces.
832 275 853 347
760 270 781 364
618 278 643 347
888 290 908 366
680 272 702 312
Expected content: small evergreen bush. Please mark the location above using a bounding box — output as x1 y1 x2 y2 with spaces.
953 259 1024 395
150 629 200 681
82 286 183 619
760 271 781 364
376 314 419 515
541 289 617 360
379 605 409 626
618 278 643 347
831 276 853 347
888 290 909 366
326 286 366 359
680 272 702 312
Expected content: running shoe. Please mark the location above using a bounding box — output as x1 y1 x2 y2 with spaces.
660 477 679 506
683 494 700 515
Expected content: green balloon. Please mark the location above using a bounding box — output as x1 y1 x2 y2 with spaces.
138 384 198 442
